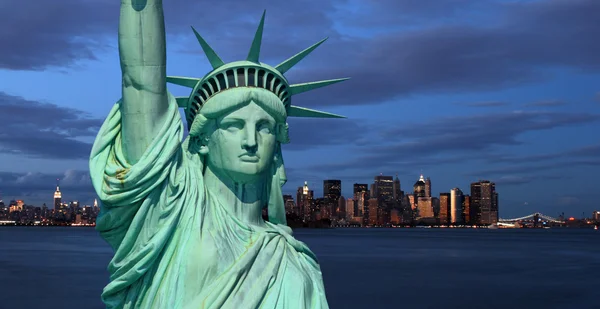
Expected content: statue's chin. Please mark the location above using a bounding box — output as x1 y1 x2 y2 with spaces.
213 166 269 186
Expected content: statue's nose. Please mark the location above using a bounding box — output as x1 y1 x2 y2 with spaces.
242 128 258 151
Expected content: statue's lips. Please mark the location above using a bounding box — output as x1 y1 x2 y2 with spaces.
239 154 260 162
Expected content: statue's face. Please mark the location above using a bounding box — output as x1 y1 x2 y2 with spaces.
204 101 277 184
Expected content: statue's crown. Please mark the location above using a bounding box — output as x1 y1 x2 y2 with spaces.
166 10 349 128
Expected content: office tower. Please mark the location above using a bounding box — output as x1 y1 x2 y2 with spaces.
337 196 346 219
296 181 314 220
353 183 368 195
323 180 342 201
439 193 450 225
450 188 464 224
323 180 342 217
393 175 402 201
417 197 434 219
424 177 431 198
283 195 295 215
346 198 355 219
53 179 62 211
373 175 394 201
463 195 470 224
470 180 498 225
413 175 426 199
368 198 378 225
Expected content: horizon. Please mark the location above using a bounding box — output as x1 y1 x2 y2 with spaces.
1 0 599 218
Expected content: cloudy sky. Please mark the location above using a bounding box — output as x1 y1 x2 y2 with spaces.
1 0 599 218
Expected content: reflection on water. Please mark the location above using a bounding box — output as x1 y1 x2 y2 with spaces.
0 227 598 309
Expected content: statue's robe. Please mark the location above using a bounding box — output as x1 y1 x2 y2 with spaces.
90 94 328 309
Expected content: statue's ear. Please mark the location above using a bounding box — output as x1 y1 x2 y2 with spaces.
276 122 290 144
187 133 210 155
198 133 209 155
199 145 209 155
188 114 214 155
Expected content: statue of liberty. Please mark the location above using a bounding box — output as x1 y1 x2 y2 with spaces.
89 0 347 308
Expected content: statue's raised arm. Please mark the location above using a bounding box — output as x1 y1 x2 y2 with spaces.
119 0 169 164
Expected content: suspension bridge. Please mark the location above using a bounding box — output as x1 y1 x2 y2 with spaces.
499 212 563 223
496 212 564 227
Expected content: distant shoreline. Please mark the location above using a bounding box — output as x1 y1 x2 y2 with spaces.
1 224 597 229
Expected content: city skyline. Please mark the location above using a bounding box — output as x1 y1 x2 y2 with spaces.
1 0 599 218
2 173 597 221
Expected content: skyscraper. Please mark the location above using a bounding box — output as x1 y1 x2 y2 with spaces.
470 180 498 225
463 195 471 224
354 184 369 225
53 179 62 211
373 175 394 225
323 180 342 201
296 181 314 220
323 180 342 217
283 195 295 215
439 193 450 225
393 175 402 201
373 175 394 201
450 188 464 224
424 177 432 198
413 175 426 199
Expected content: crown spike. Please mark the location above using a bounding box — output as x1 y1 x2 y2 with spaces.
288 106 345 118
289 78 350 96
191 26 224 69
175 97 189 109
247 10 266 63
275 38 328 74
166 76 200 88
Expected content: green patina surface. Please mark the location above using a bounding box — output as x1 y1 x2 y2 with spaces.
90 1 347 308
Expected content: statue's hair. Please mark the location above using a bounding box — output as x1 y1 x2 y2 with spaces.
201 87 286 122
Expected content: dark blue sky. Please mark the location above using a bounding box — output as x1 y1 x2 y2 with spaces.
0 0 599 218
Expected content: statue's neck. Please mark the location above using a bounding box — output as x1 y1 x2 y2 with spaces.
203 166 268 227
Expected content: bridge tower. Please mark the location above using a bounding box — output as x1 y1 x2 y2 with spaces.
533 213 540 227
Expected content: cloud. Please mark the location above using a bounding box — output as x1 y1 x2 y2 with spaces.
289 0 600 108
0 0 115 70
493 175 569 186
557 196 580 207
468 159 600 177
2 0 599 110
0 92 102 159
489 143 600 164
285 117 367 150
524 100 566 107
307 110 600 173
462 101 509 107
0 170 95 206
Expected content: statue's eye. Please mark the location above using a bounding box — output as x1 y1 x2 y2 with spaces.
258 122 273 134
221 121 243 132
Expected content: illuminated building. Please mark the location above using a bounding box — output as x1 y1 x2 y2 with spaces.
450 188 464 224
296 181 314 220
439 193 450 225
54 179 62 211
470 180 498 225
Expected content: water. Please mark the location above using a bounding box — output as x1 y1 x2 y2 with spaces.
0 227 598 309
